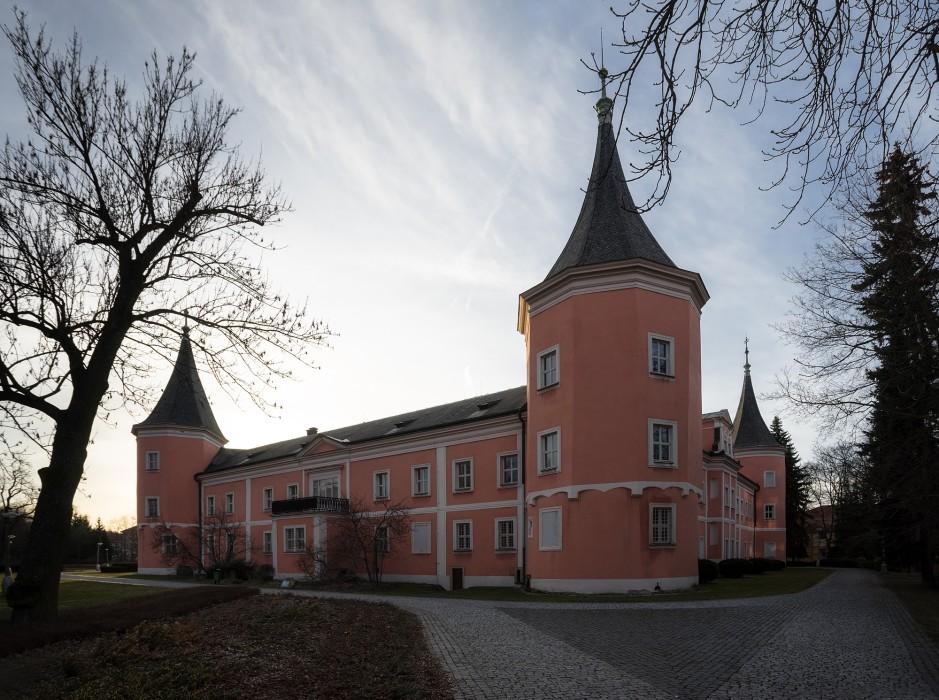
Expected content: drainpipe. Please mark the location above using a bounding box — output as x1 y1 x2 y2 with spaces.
195 471 204 573
517 404 527 588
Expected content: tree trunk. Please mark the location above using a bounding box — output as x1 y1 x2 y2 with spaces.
8 412 96 622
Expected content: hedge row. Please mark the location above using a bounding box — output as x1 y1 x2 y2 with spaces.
699 557 786 582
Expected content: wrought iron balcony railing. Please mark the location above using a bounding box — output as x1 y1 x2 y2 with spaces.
271 495 349 516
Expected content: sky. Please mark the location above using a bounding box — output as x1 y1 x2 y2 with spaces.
0 0 831 526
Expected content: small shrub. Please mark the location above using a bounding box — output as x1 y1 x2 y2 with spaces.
749 558 772 575
105 562 138 573
771 559 786 571
254 564 275 581
698 559 719 584
718 558 753 578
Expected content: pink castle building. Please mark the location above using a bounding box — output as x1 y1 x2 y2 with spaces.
134 92 786 591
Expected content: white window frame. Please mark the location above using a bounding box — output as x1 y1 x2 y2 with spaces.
284 526 305 553
225 492 234 515
454 520 473 552
538 428 561 473
412 465 430 497
765 541 777 558
145 496 159 518
374 470 390 501
145 451 160 471
286 483 299 500
539 507 562 551
262 488 273 511
648 333 675 377
161 533 177 555
412 522 431 554
536 345 559 390
206 495 216 516
649 419 678 467
764 503 776 520
262 531 272 554
311 475 340 498
453 458 474 492
495 518 516 551
498 452 519 487
650 503 676 547
375 524 390 554
764 470 776 488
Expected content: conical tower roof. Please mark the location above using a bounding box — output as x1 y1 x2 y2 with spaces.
732 344 780 450
133 329 226 443
546 93 675 280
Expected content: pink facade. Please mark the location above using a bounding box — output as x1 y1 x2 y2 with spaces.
134 96 786 591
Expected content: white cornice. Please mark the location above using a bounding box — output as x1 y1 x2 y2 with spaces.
526 480 704 505
132 427 226 449
518 259 709 334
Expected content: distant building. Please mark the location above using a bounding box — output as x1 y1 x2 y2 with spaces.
134 89 785 591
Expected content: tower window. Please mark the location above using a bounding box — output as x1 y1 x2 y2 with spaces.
538 429 560 473
649 420 678 467
649 334 675 377
537 346 559 389
145 497 159 519
145 452 160 471
650 504 676 546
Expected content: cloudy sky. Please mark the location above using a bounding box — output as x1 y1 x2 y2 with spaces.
1 1 831 526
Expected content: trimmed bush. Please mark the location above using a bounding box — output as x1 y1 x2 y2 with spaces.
698 559 719 584
771 559 786 571
749 558 772 575
718 558 753 578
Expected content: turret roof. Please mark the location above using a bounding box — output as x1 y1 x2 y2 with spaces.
731 349 780 450
134 330 226 442
545 104 675 280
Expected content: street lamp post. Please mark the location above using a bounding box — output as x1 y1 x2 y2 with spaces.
96 541 103 573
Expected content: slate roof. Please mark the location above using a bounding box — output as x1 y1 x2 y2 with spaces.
134 331 226 442
203 385 528 473
731 366 781 450
546 119 675 280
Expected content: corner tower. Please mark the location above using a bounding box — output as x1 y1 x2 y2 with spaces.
132 328 226 574
731 344 786 560
518 77 709 592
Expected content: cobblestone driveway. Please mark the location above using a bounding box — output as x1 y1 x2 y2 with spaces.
389 569 939 699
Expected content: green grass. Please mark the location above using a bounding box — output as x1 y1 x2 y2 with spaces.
1 579 168 621
297 567 832 603
879 572 939 648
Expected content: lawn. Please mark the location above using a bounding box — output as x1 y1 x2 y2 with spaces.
1 579 168 621
879 572 939 649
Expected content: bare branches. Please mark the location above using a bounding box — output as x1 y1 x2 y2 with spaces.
607 0 939 217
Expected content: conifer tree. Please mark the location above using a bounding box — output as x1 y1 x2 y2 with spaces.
770 416 810 561
855 147 939 586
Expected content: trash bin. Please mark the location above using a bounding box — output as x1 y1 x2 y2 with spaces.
213 568 221 584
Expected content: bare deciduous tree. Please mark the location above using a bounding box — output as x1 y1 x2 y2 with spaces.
0 13 329 621
152 511 247 575
0 436 38 516
299 498 410 584
604 0 939 217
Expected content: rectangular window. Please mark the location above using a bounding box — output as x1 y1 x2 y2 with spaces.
453 459 473 492
765 541 777 558
537 346 559 389
145 452 160 471
495 518 516 551
764 470 776 488
284 526 305 553
650 504 676 546
499 453 519 487
764 504 776 520
412 522 431 554
161 533 177 555
262 531 272 554
262 488 273 511
311 476 339 498
649 334 674 376
650 420 677 466
206 495 216 516
145 497 159 518
375 525 390 554
412 465 430 497
374 471 389 500
539 508 562 550
225 493 234 514
454 521 473 552
538 429 560 473
287 483 299 500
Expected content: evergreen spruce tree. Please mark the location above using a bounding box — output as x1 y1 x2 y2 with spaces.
855 147 939 586
770 416 811 561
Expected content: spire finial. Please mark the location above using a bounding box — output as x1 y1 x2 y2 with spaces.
744 336 751 376
593 29 613 124
182 310 191 336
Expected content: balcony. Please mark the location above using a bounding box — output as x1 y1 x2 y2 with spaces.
271 496 349 516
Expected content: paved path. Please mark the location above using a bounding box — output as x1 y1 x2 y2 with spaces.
66 570 939 698
275 570 939 699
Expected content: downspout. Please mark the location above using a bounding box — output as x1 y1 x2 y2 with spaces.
195 471 204 572
517 404 527 588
